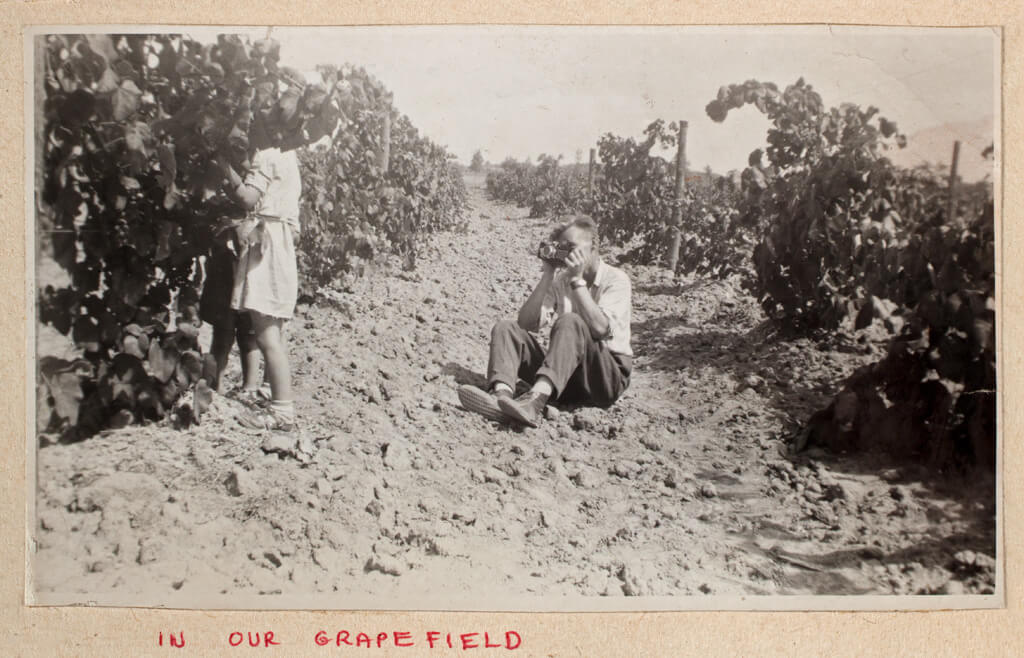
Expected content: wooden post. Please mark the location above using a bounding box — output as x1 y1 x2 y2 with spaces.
379 110 391 174
947 140 961 221
667 120 688 274
587 148 596 198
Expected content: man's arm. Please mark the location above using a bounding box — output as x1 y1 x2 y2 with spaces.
568 281 611 338
592 271 631 342
517 262 556 331
562 248 611 339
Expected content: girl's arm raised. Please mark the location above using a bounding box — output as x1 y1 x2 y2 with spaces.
215 154 262 210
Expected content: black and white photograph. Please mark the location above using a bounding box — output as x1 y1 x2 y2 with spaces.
28 25 1000 610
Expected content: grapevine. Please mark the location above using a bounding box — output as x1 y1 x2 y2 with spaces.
706 78 994 465
706 78 917 331
485 155 588 218
297 65 467 291
805 200 995 467
486 120 753 279
36 34 465 439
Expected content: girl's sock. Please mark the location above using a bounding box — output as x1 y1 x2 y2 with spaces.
270 399 295 422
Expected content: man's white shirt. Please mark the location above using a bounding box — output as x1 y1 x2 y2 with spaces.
540 259 633 357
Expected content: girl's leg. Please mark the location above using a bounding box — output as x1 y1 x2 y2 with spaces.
252 312 292 402
238 333 263 390
235 312 263 391
208 312 236 393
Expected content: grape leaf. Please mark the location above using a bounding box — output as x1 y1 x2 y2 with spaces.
124 120 151 153
147 337 179 383
122 335 145 359
254 38 280 61
96 66 120 94
157 144 177 189
178 349 203 383
154 220 176 261
194 379 214 419
59 89 96 126
108 408 134 430
39 356 90 425
112 79 142 120
201 353 218 383
107 353 148 404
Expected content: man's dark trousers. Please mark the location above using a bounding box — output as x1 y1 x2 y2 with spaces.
486 313 631 406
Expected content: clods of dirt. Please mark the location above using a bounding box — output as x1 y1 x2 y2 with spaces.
32 172 995 604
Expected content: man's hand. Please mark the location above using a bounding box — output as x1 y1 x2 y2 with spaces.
563 247 586 279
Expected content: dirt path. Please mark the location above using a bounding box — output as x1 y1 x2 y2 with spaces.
32 172 996 606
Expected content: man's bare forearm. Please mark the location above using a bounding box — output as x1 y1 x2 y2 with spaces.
569 284 610 338
517 268 555 331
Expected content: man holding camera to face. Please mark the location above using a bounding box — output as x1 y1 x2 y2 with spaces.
458 214 633 427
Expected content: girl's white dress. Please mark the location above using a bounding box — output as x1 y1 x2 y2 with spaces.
230 147 302 320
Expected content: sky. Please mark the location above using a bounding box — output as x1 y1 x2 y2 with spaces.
189 25 998 179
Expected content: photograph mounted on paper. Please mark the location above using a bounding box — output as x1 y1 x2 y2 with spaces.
27 25 1000 610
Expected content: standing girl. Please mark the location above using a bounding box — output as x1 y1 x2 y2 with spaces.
215 142 303 431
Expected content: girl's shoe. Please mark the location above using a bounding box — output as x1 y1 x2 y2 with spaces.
237 406 295 432
232 387 271 408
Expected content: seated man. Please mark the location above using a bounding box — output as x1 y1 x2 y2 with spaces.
458 214 632 427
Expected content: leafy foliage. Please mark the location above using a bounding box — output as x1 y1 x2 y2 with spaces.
807 201 995 467
590 120 678 261
706 79 920 330
484 155 588 218
296 65 467 291
672 172 750 280
37 34 302 437
708 79 995 466
36 34 462 438
485 121 752 278
589 120 753 278
484 158 537 206
707 78 995 329
527 155 589 218
707 78 995 465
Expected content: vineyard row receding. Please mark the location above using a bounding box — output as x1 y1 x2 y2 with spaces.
484 78 994 470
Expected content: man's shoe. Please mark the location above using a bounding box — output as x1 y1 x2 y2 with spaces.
458 385 511 422
497 391 549 428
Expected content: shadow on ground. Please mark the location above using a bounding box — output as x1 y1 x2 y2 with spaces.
631 313 828 423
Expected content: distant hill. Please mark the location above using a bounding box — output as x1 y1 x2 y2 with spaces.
887 116 995 183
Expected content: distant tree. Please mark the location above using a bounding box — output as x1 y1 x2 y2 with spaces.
470 150 486 172
701 165 715 190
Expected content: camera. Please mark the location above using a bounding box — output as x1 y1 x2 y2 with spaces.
537 241 572 265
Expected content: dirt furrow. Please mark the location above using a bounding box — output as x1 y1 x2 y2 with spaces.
32 171 996 605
